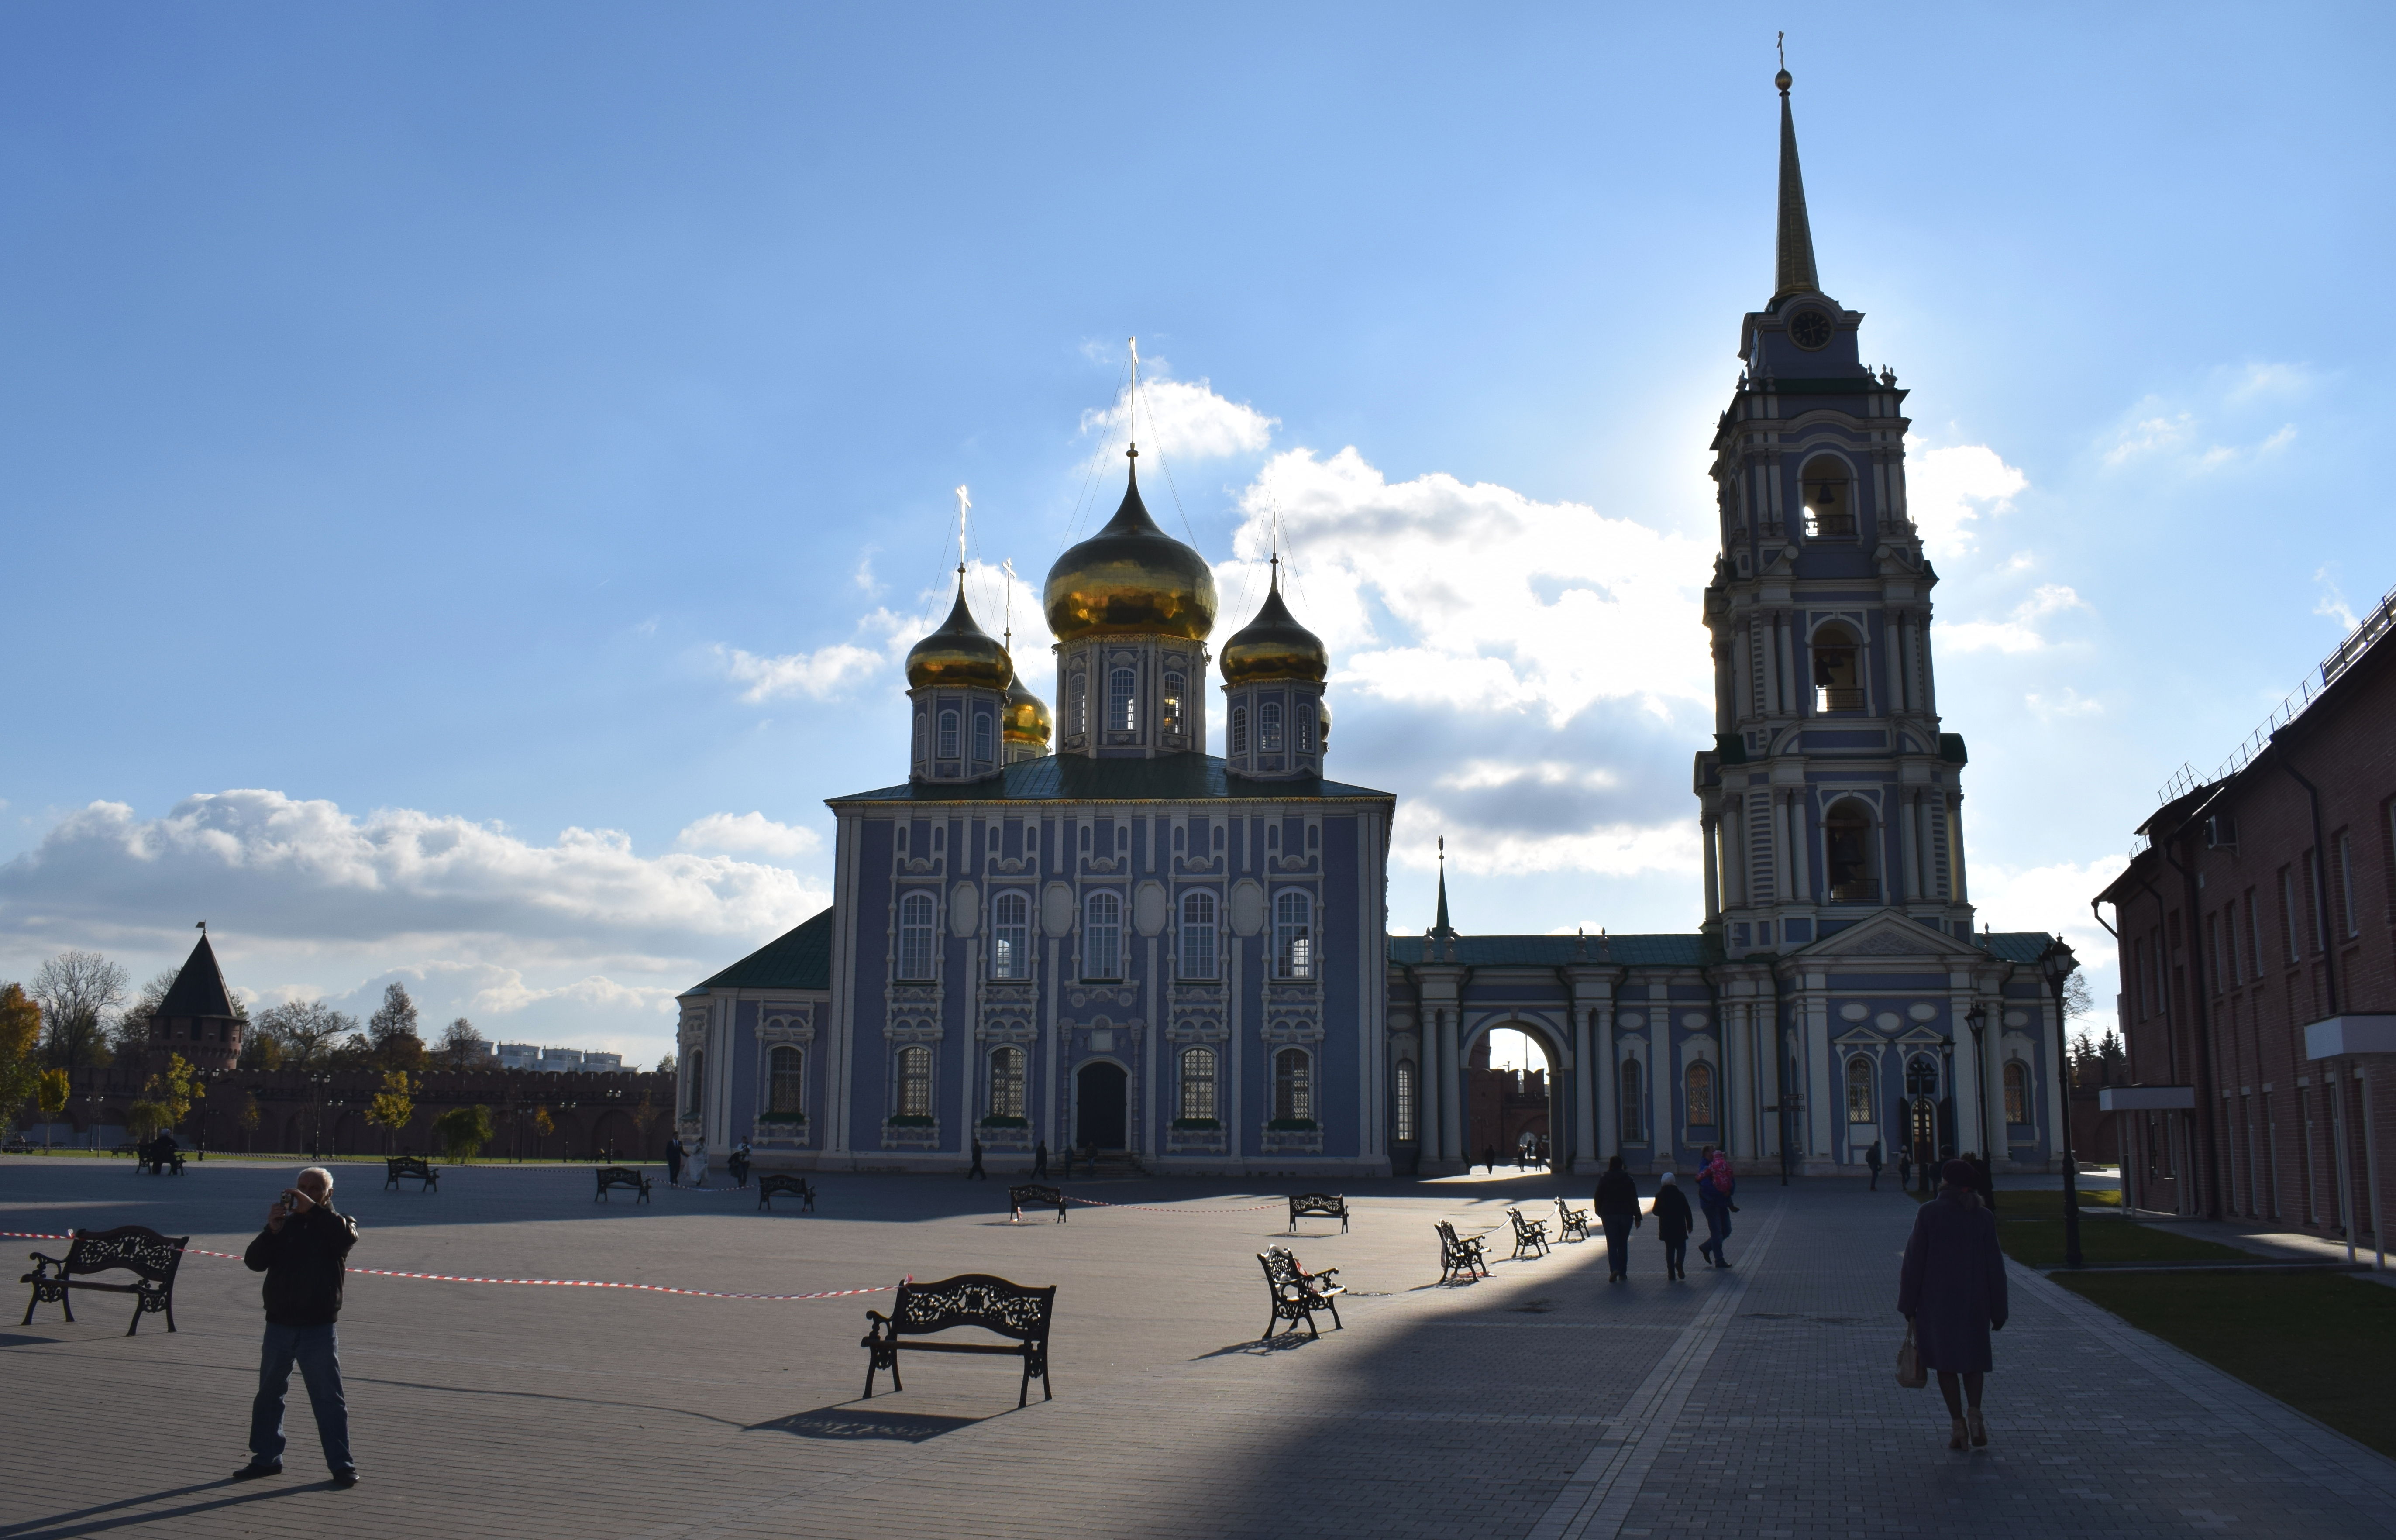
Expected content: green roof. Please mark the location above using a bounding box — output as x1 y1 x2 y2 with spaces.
1387 934 1720 968
691 908 834 993
1976 931 2057 964
828 753 1393 806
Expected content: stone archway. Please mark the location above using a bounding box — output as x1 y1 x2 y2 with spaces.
1075 1061 1128 1151
1464 1019 1566 1173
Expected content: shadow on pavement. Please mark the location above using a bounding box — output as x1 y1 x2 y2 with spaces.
749 1405 988 1442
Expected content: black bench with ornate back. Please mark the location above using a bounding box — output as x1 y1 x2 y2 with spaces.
20 1225 188 1335
1553 1196 1591 1243
757 1173 814 1212
1435 1221 1489 1284
1507 1207 1551 1260
1257 1245 1345 1339
594 1166 654 1203
861 1273 1056 1406
1286 1193 1349 1234
384 1155 441 1193
1008 1183 1067 1223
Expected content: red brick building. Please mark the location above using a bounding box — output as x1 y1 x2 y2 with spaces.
2096 584 2396 1246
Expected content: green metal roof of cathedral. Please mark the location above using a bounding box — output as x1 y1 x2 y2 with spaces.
687 907 834 994
827 753 1392 806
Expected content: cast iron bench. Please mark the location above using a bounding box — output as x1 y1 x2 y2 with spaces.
757 1173 815 1212
1257 1245 1345 1339
594 1166 653 1203
384 1155 441 1193
1287 1192 1349 1234
1435 1220 1489 1284
20 1224 188 1335
1008 1183 1067 1223
1554 1196 1591 1243
1507 1207 1551 1260
861 1273 1056 1407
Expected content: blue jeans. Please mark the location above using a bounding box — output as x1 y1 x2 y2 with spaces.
1700 1199 1733 1259
249 1322 353 1473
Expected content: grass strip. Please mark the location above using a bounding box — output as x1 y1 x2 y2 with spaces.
1993 1188 2122 1217
1998 1219 2254 1268
2056 1269 2396 1458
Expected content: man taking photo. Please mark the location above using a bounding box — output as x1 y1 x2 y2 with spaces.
233 1166 360 1487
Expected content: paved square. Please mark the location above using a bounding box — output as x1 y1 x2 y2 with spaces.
3 1157 2392 1538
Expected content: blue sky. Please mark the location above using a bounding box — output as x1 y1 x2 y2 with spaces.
3 5 2391 1062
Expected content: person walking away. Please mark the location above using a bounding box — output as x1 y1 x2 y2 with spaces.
1484 1145 1498 1175
1696 1146 1736 1268
234 1167 360 1487
1593 1156 1642 1282
968 1137 987 1180
1968 1151 1996 1210
664 1135 683 1187
1866 1140 1885 1192
1897 1148 1913 1189
1899 1158 2009 1450
1032 1140 1049 1179
728 1139 752 1189
1652 1171 1694 1279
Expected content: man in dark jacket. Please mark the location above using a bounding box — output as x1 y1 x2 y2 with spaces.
1593 1156 1642 1282
234 1167 360 1486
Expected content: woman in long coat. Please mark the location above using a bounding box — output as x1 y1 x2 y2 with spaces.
1651 1171 1694 1280
1593 1156 1642 1282
1898 1158 2009 1450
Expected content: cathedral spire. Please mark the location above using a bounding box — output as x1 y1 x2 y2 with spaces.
1433 836 1453 938
1772 45 1820 302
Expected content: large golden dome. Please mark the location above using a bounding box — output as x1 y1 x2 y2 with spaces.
1219 561 1329 684
905 574 1013 691
1002 669 1052 748
1044 454 1217 643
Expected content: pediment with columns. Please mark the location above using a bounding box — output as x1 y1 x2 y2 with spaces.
1788 911 1976 962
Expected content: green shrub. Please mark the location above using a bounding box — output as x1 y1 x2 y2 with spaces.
434 1103 495 1164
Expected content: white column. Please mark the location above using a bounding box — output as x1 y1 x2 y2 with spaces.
1702 815 1721 925
1897 792 1919 902
2334 1070 2357 1265
2363 1064 2385 1271
2040 991 2068 1176
1789 791 1812 906
1574 1007 1598 1174
1884 614 1904 713
1951 796 1971 904
1438 1009 1463 1166
1595 1003 1618 1159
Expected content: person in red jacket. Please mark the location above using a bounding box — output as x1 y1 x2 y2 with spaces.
232 1167 361 1487
1695 1146 1737 1268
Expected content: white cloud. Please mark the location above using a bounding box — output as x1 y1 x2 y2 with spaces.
1080 362 1277 468
716 557 1045 704
1393 802 1701 880
2225 362 2313 404
716 641 884 702
675 811 823 858
1907 443 2028 559
1972 852 2130 1005
1218 445 1714 728
2103 410 2194 467
2314 566 2360 632
2101 375 2303 473
2024 687 2103 720
1943 584 2087 654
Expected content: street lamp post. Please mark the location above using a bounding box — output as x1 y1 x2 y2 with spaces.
1965 1004 1990 1161
1938 1036 1956 1167
2040 939 2085 1269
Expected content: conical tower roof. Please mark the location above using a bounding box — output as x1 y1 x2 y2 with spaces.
1772 66 1820 301
1043 450 1218 642
905 571 1013 691
157 932 238 1019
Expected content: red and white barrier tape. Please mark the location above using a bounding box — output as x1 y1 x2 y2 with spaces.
6 1231 897 1302
1063 1196 1285 1213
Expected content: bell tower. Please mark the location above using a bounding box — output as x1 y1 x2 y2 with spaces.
1696 64 1975 959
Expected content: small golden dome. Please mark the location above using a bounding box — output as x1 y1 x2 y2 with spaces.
1316 695 1332 744
1044 453 1218 643
1219 560 1329 685
905 574 1012 692
1002 670 1052 747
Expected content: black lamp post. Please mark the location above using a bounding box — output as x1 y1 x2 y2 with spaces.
1965 1004 1990 1160
2039 939 2085 1268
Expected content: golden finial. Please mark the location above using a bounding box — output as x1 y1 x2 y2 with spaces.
1776 31 1791 94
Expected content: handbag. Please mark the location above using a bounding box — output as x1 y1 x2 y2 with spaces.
1896 1320 1927 1389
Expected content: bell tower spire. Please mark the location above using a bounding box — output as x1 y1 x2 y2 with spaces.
1773 38 1820 302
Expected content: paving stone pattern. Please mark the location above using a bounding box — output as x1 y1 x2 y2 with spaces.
2 1158 2391 1538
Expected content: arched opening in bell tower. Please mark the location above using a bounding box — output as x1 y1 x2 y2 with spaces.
1799 455 1855 540
1811 621 1863 713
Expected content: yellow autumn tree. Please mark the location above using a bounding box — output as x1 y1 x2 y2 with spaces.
365 1069 418 1154
140 1052 206 1133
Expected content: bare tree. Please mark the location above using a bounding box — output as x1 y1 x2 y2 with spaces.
255 1000 355 1069
30 950 129 1069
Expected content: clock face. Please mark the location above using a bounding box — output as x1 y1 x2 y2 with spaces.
1787 308 1832 350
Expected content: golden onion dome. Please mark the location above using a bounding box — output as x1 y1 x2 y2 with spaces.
904 573 1013 692
1316 694 1332 744
1219 560 1329 685
1043 452 1217 643
1002 667 1052 748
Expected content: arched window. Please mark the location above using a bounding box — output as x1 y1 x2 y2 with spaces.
1394 1059 1417 1143
1685 1060 1716 1127
2004 1059 2030 1125
988 1046 1026 1120
1846 1055 1876 1123
897 891 936 980
972 711 993 763
1230 706 1248 756
1082 890 1122 980
686 1049 705 1118
1904 1053 1939 1097
1274 890 1313 979
1825 799 1875 902
991 891 1029 979
1274 1048 1312 1122
1811 623 1862 712
1071 676 1087 735
1619 1058 1646 1142
1178 1045 1218 1121
937 709 960 759
1163 673 1184 735
897 1045 933 1118
1261 700 1284 752
1108 667 1137 732
912 712 926 760
1298 702 1313 753
1179 890 1219 979
768 1045 804 1115
1800 455 1855 539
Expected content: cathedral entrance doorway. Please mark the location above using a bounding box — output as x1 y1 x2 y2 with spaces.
1468 1024 1559 1172
1076 1061 1128 1151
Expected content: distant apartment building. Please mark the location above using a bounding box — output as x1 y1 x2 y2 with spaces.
495 1043 625 1074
